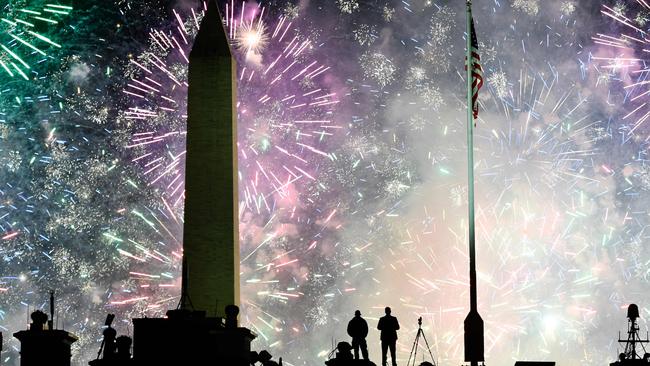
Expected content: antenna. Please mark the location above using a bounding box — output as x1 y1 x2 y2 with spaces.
177 255 194 311
618 304 649 360
48 290 55 330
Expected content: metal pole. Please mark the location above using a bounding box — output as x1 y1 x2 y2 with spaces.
466 0 477 315
463 2 484 366
49 290 54 330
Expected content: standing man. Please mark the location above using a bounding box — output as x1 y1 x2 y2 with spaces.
377 307 400 366
347 310 369 360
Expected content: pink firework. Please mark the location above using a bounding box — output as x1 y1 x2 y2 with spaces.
121 1 340 216
592 1 650 136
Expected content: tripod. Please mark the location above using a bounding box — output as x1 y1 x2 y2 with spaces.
406 317 437 366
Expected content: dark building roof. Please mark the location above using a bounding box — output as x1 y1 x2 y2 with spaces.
132 309 255 366
13 311 77 366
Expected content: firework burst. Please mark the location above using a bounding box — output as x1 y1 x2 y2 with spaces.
122 1 340 215
115 2 346 358
592 1 650 136
0 1 72 81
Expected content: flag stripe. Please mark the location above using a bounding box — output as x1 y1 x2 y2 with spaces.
469 17 483 120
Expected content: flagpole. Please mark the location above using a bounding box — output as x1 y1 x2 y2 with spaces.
463 1 484 365
465 0 477 316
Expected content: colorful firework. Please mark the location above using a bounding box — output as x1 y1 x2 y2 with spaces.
117 0 346 359
101 196 183 314
0 1 72 81
592 1 650 136
5 1 650 366
122 1 340 215
298 2 632 365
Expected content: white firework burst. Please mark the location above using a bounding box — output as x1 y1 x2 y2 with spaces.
359 51 396 89
488 71 509 99
560 1 576 16
353 24 377 46
234 18 270 56
383 5 395 22
337 0 359 14
512 0 539 16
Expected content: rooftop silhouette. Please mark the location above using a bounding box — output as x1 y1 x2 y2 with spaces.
13 293 77 366
132 304 256 365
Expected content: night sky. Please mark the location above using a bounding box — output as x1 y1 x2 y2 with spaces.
0 0 646 365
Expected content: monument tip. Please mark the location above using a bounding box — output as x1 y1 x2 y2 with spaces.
191 0 231 57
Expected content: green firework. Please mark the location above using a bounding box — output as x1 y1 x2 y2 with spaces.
0 1 72 80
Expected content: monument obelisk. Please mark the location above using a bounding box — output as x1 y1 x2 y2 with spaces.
131 4 256 364
183 0 238 316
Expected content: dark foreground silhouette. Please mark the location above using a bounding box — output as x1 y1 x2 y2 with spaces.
325 342 377 366
348 310 369 361
378 307 400 366
610 304 650 366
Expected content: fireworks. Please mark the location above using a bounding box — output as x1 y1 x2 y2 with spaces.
0 2 72 81
4 1 650 366
488 71 508 98
282 3 300 20
233 14 269 56
418 84 443 110
383 5 395 22
560 1 576 16
306 2 635 365
337 0 359 14
119 1 344 360
359 51 396 88
591 1 650 137
353 24 377 46
415 6 456 75
428 6 455 45
512 0 540 16
101 198 183 314
122 2 339 214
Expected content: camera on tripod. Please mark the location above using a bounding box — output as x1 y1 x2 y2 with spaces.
407 316 437 366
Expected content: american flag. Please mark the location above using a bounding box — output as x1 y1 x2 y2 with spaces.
467 17 483 120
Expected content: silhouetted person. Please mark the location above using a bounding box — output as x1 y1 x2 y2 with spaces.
377 307 399 366
347 310 369 360
325 342 353 366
